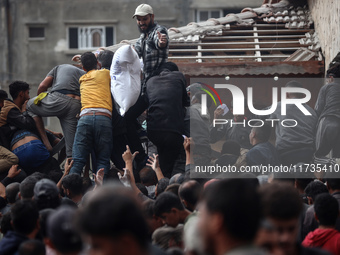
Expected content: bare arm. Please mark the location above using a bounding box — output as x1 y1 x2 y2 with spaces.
146 154 164 181
37 76 53 95
57 158 73 189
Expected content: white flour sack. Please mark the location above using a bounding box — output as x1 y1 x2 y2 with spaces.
110 45 141 116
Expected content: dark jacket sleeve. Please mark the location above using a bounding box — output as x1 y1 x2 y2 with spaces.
6 108 37 133
314 85 326 117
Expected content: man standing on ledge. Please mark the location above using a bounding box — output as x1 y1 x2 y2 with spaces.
124 4 169 173
133 3 169 82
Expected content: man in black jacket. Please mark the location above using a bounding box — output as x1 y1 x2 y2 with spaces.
146 62 190 178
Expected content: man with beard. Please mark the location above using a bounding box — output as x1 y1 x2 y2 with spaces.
133 3 169 82
124 4 170 173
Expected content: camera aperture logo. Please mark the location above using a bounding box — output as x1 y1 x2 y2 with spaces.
199 84 312 128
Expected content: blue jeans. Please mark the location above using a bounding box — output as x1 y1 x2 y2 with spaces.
12 140 50 169
70 114 112 175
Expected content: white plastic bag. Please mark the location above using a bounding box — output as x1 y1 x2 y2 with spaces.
110 45 141 116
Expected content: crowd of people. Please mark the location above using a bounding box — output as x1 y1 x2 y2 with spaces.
0 3 340 255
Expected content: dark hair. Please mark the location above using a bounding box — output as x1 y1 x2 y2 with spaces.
62 173 83 196
325 177 340 191
169 174 184 185
77 189 149 250
35 193 61 211
152 226 183 250
39 208 55 238
203 179 261 242
48 206 83 253
314 193 339 226
97 50 114 69
11 200 39 235
142 200 156 219
165 184 180 197
82 177 93 194
136 183 148 196
178 180 202 210
20 176 41 199
304 181 328 202
18 240 45 255
139 166 157 186
154 62 179 76
9 81 29 100
81 52 98 71
327 63 340 78
6 182 20 204
154 192 184 217
260 182 302 220
156 178 170 197
0 90 8 100
0 212 13 235
221 140 241 156
252 123 271 142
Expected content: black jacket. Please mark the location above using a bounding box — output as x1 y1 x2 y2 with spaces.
146 70 190 134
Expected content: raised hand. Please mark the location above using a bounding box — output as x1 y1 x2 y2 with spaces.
157 31 167 47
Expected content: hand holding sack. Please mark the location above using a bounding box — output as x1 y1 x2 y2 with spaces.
110 45 141 116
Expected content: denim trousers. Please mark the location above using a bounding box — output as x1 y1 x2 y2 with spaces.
70 114 112 175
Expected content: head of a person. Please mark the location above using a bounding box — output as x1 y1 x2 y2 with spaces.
285 80 304 99
191 91 213 108
153 62 179 76
178 180 202 211
221 140 241 156
18 239 45 255
152 225 183 251
61 173 83 199
9 81 30 102
11 200 39 236
304 180 328 205
76 185 149 255
293 164 314 193
6 182 20 204
155 177 170 197
0 89 8 108
169 173 184 185
314 193 339 227
260 182 302 255
33 178 60 210
139 166 158 186
249 123 271 145
133 4 154 33
326 62 340 83
81 52 98 72
165 183 180 197
39 208 55 239
154 192 186 227
20 175 43 200
186 83 202 97
198 179 261 255
0 212 13 235
97 50 114 70
142 200 164 234
46 206 83 254
325 176 340 193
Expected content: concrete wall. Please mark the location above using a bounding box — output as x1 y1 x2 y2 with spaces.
308 0 340 71
4 0 186 89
